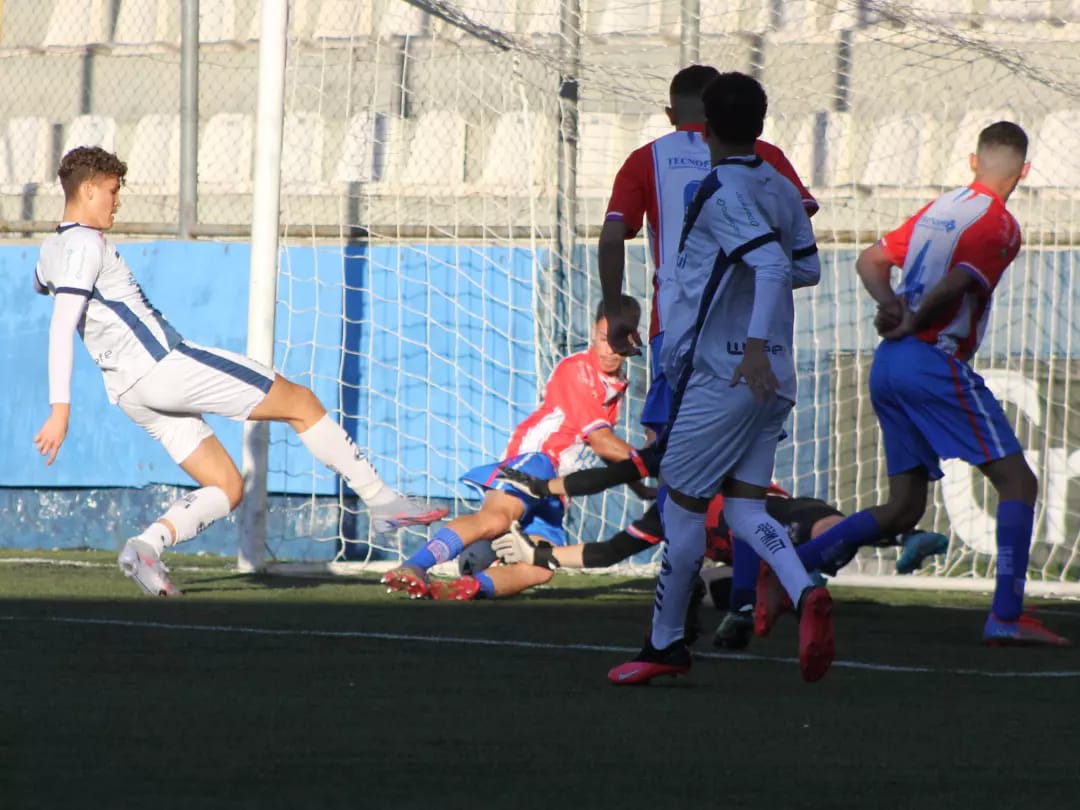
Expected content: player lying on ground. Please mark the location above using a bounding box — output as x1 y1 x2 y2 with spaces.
786 122 1068 647
487 455 947 648
32 146 447 597
607 72 833 685
380 297 645 601
599 64 822 656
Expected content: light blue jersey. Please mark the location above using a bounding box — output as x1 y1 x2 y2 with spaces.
657 156 819 404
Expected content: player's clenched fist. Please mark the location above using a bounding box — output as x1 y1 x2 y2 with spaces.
603 301 643 357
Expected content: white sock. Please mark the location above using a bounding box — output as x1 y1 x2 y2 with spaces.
298 414 396 505
651 497 707 649
153 486 232 547
724 497 813 602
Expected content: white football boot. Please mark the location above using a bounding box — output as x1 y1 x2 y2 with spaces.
368 493 449 534
118 538 181 597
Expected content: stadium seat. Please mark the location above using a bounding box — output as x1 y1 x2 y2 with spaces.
636 113 672 147
314 0 374 39
587 0 663 35
816 110 857 190
577 112 632 198
859 114 941 189
986 0 1052 22
906 0 978 26
198 112 253 192
62 115 117 154
282 112 326 190
114 0 173 44
0 117 54 192
761 112 818 190
477 111 556 190
333 112 387 185
941 108 1018 188
699 0 763 34
374 0 428 39
1026 109 1080 189
126 114 181 193
199 0 238 43
521 0 561 35
394 111 467 189
42 0 110 47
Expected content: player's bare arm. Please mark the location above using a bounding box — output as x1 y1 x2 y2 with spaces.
598 220 641 356
881 266 981 341
856 242 908 335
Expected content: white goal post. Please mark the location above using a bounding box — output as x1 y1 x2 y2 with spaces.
240 0 1080 597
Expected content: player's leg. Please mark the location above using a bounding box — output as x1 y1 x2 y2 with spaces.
609 373 765 684
248 373 447 531
979 450 1067 645
382 488 526 598
433 560 556 601
794 339 936 575
115 398 237 596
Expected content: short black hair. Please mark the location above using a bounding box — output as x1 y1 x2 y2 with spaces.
597 295 641 325
669 64 721 102
978 121 1028 158
58 146 127 199
702 72 767 143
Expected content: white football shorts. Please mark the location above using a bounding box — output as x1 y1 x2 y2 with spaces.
117 340 276 463
660 369 792 498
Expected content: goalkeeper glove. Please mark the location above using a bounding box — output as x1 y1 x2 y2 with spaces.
494 465 551 498
492 521 561 570
492 521 536 565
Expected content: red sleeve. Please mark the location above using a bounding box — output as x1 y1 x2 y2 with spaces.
755 139 819 217
878 202 934 267
546 356 613 437
605 145 653 239
951 207 1021 290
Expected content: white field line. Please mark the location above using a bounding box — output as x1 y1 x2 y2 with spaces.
2 614 1079 679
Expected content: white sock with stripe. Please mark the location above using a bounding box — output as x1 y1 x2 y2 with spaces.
298 414 397 506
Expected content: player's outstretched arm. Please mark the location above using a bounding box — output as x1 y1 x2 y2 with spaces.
497 445 657 499
33 293 88 465
598 225 643 357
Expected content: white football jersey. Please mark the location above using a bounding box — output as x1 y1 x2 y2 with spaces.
35 223 183 402
658 156 819 403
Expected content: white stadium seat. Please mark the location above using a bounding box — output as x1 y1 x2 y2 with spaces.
860 114 940 188
1026 109 1080 189
333 112 385 184
198 113 253 192
478 111 556 189
0 117 54 192
126 114 181 193
42 0 109 47
314 0 374 39
282 112 326 189
63 115 117 154
395 111 467 189
942 108 1018 188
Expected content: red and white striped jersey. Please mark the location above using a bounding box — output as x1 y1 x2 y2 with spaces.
504 350 627 476
605 123 818 340
879 182 1021 361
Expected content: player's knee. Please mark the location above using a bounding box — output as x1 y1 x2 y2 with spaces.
459 540 497 576
221 476 244 510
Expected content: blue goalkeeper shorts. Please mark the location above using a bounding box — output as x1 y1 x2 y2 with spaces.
870 336 1022 480
641 333 672 435
460 452 568 546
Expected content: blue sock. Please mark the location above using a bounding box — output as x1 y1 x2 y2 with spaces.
474 571 496 598
403 528 464 573
797 511 882 573
730 538 759 609
991 501 1034 622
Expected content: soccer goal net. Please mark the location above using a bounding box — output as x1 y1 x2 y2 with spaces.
260 0 1080 590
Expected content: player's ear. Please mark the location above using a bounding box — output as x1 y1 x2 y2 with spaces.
968 152 978 174
665 106 676 126
1019 160 1031 180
